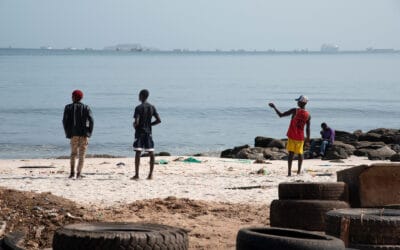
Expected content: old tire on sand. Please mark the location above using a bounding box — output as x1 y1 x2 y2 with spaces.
348 243 400 250
279 182 348 201
270 199 350 231
236 227 345 250
325 208 400 245
53 222 188 250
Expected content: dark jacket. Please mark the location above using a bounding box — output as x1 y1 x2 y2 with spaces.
63 102 94 139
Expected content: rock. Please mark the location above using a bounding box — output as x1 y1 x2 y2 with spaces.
367 128 400 135
358 132 382 142
157 152 171 156
220 144 250 158
332 141 356 155
390 153 400 162
367 146 397 160
254 137 274 147
267 139 286 149
237 147 263 160
323 146 348 160
220 149 233 158
355 141 386 150
263 148 287 160
392 144 400 153
353 149 371 157
335 130 358 144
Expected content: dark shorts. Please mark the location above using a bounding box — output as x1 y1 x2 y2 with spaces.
133 133 154 152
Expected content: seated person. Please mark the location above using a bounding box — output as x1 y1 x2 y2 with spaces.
309 122 335 157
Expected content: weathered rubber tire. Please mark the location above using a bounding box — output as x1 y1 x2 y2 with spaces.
279 182 349 201
236 227 345 250
3 232 25 250
348 243 400 250
270 199 350 231
53 222 188 250
325 209 400 245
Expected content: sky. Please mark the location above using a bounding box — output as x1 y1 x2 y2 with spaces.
0 0 399 50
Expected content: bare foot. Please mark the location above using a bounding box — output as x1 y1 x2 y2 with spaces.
68 173 74 179
147 175 153 180
130 176 139 180
76 174 83 179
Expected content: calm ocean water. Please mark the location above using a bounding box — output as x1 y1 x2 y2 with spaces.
0 49 399 158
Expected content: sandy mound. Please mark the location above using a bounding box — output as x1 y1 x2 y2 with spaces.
0 188 269 249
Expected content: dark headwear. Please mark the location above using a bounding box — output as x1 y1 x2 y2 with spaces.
72 90 83 101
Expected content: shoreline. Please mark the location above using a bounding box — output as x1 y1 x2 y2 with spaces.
0 156 389 208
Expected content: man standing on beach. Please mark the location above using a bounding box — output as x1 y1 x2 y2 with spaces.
269 95 311 176
63 90 94 179
132 89 161 180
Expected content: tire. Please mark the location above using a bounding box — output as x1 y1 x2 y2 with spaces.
3 232 25 250
348 243 400 250
236 227 345 250
53 222 188 250
279 182 349 201
270 199 350 231
325 209 400 245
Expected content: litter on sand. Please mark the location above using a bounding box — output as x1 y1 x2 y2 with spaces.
183 157 202 163
155 159 169 165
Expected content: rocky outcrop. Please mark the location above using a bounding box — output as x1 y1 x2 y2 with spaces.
220 128 400 161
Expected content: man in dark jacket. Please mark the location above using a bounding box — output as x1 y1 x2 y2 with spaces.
63 90 94 179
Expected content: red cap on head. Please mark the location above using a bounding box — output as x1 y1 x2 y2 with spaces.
72 90 83 101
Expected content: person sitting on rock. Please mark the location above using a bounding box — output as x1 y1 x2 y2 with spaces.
309 122 335 158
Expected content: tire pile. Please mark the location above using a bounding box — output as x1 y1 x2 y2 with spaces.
326 208 400 250
270 182 350 231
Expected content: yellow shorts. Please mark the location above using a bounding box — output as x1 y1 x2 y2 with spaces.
286 138 304 154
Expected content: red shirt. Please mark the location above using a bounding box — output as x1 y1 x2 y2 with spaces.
287 108 309 141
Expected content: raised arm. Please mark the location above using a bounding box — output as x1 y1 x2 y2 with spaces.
268 103 296 118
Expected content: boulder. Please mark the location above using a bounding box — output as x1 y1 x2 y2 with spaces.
358 132 382 142
392 144 400 153
263 148 287 160
354 141 386 150
367 128 400 136
254 137 274 147
267 139 286 149
353 149 371 157
221 144 250 158
367 146 396 160
323 146 349 160
390 153 400 162
332 141 356 156
237 147 263 160
334 130 358 144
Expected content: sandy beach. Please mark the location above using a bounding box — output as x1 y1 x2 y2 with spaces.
0 156 387 208
0 156 391 249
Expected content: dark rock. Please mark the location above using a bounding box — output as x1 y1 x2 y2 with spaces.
220 149 233 158
263 148 287 160
353 149 371 157
332 141 356 156
367 146 396 160
335 130 358 143
358 132 382 142
355 141 386 150
221 145 250 158
237 147 263 160
367 128 400 135
323 146 348 160
157 152 171 156
267 139 286 149
390 153 400 162
254 137 274 147
391 144 400 153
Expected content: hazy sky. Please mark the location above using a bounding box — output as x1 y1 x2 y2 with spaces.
1 0 399 50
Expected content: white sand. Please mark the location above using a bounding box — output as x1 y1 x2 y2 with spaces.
0 156 388 208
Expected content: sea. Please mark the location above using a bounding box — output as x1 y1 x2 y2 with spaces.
0 49 399 159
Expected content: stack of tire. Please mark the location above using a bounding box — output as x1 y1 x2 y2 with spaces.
326 208 400 250
270 182 350 231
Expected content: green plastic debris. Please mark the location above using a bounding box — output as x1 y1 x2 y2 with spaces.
156 159 169 165
183 157 202 163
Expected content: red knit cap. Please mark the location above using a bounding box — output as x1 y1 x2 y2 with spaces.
72 90 83 101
